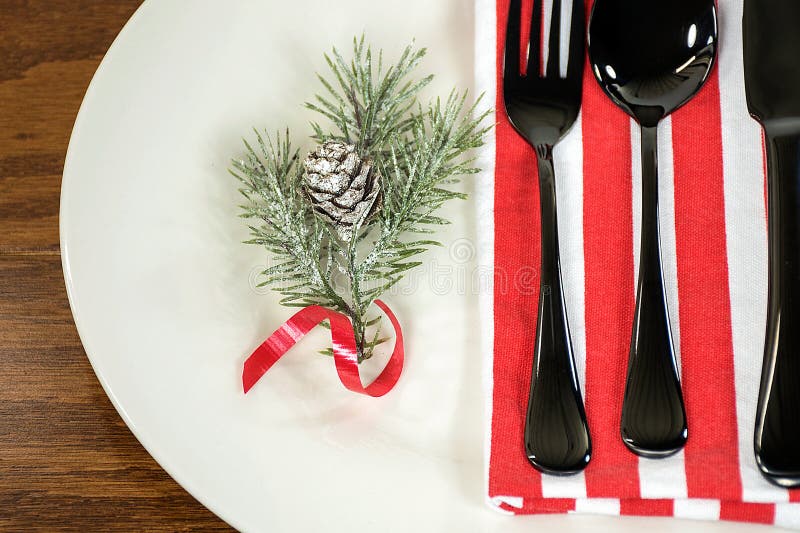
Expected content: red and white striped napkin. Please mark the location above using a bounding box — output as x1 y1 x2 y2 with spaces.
476 0 800 527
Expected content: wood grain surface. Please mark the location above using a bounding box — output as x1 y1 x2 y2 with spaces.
0 2 231 530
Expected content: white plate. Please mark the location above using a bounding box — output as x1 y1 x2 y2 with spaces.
61 1 758 531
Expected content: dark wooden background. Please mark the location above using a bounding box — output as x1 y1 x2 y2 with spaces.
0 2 231 530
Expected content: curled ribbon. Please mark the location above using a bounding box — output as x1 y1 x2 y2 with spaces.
242 299 404 397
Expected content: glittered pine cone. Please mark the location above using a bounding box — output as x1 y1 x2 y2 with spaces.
302 142 382 239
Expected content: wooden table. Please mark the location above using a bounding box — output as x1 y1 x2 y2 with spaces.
0 2 230 530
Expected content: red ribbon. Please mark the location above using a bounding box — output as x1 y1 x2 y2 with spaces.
242 299 404 397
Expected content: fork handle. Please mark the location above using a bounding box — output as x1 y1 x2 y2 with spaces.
621 125 687 458
755 129 800 488
524 146 591 475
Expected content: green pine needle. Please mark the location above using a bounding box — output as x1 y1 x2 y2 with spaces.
306 35 434 156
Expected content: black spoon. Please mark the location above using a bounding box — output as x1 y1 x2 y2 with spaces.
588 0 718 457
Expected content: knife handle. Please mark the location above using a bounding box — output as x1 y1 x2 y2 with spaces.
756 130 800 488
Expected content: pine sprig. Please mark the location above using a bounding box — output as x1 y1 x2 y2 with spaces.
359 92 492 299
234 37 491 362
306 35 433 155
231 130 350 313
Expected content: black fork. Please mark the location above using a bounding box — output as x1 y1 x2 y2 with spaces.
503 0 591 475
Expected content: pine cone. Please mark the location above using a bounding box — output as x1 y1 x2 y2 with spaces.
302 142 381 238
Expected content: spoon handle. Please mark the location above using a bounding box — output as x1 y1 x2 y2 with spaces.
621 125 687 458
524 146 591 475
755 130 800 488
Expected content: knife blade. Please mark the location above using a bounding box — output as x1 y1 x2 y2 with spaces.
743 0 800 489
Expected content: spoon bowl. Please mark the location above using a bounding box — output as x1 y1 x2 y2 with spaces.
589 0 717 126
588 0 718 458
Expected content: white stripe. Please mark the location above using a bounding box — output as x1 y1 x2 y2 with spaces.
774 503 800 529
539 0 573 79
716 0 788 503
282 321 305 343
541 0 551 77
639 453 688 499
673 499 721 521
656 116 682 383
559 0 573 79
541 113 588 499
574 498 621 516
631 117 689 498
474 0 497 504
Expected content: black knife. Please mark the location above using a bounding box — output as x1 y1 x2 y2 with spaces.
743 0 800 489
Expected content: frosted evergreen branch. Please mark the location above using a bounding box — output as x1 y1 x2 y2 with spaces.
234 37 492 363
356 91 492 293
231 130 351 315
306 35 433 155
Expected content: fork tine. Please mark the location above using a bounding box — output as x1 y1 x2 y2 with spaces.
505 0 522 77
546 0 563 77
527 0 543 77
566 0 586 81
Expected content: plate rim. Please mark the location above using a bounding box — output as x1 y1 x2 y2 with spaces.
59 0 241 529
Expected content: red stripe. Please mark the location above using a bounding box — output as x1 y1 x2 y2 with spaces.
581 0 640 500
762 134 768 219
620 499 673 517
791 489 800 503
520 498 576 514
719 502 775 525
515 0 545 76
519 0 533 74
538 0 545 76
489 0 544 500
495 498 575 515
671 71 743 499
